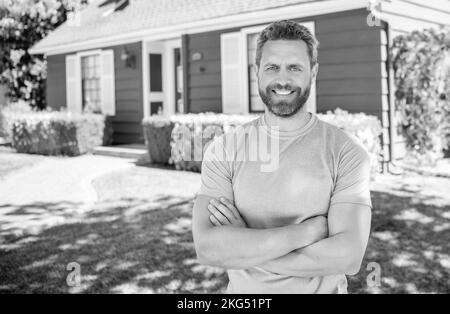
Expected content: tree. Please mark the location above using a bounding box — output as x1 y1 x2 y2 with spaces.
391 27 450 165
0 0 89 109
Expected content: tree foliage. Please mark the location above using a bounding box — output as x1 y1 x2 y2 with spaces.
391 27 450 165
0 0 89 109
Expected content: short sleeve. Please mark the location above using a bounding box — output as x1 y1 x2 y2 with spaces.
198 136 234 202
330 140 372 209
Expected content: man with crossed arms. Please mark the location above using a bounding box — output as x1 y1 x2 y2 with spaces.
192 20 372 294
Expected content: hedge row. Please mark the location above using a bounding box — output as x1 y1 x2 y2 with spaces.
142 113 259 170
7 111 112 156
142 109 382 176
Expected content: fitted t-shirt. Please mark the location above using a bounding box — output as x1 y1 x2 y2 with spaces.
198 112 372 294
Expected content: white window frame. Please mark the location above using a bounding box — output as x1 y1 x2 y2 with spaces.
66 49 102 114
78 50 102 112
66 49 116 116
240 21 316 114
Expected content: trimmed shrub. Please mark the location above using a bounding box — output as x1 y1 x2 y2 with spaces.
10 111 107 156
318 108 383 177
142 115 175 164
142 113 259 166
170 113 259 171
142 110 382 177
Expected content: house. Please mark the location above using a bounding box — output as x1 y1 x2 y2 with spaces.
30 0 450 170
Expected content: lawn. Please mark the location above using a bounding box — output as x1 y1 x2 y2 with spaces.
0 156 449 293
0 147 46 180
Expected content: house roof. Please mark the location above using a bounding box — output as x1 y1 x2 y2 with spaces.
32 0 323 51
31 0 369 54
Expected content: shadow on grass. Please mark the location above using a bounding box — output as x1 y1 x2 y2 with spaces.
0 196 227 293
348 191 450 294
0 189 448 294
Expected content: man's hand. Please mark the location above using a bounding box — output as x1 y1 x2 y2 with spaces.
207 197 248 228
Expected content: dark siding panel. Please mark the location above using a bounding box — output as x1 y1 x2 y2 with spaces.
185 28 239 113
189 99 222 113
187 47 221 62
318 28 383 49
317 78 382 96
319 46 384 64
111 121 144 134
182 34 190 113
318 62 387 79
190 73 221 87
190 61 221 75
315 9 383 116
104 41 143 144
315 13 373 33
46 54 67 111
188 35 220 49
190 86 221 99
317 95 383 113
315 10 388 162
185 9 384 115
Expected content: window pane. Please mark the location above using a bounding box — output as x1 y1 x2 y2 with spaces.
150 54 163 92
150 101 163 115
81 55 102 110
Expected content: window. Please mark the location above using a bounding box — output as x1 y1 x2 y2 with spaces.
149 53 163 92
66 50 115 116
81 54 101 112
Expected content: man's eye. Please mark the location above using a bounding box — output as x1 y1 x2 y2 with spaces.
266 66 277 71
291 67 302 72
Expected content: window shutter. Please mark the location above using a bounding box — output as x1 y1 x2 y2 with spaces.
100 50 116 116
65 54 81 113
220 32 245 114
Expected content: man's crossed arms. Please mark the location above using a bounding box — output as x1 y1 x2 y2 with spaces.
192 195 371 277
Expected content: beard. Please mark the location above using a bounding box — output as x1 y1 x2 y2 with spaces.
259 82 311 118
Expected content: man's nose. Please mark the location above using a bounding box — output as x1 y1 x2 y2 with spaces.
274 70 293 87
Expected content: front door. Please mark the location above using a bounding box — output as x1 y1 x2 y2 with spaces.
148 42 165 115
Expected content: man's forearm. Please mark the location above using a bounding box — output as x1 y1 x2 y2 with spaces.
258 231 364 277
197 223 315 270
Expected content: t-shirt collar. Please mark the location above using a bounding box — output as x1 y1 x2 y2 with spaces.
259 112 318 140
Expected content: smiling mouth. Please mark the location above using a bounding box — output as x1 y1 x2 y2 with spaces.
272 90 295 96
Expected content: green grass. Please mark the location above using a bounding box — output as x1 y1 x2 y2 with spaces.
0 160 449 293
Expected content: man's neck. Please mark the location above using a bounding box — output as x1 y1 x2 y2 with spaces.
263 107 311 132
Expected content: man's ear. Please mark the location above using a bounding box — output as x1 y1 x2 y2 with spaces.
254 64 259 77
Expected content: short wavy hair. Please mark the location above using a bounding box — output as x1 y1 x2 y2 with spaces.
255 20 319 69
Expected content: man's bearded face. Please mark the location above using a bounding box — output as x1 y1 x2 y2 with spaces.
259 81 311 118
257 39 316 118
